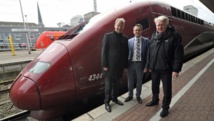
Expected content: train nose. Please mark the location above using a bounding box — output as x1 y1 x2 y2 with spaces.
10 74 41 110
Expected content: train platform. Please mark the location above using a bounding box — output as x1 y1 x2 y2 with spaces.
0 49 43 80
73 48 214 121
0 49 42 64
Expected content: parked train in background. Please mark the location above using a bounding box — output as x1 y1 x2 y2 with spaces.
35 20 91 49
35 31 66 49
10 1 214 120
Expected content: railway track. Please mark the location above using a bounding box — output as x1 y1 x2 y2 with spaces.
0 100 10 106
0 110 30 121
0 79 30 120
0 89 9 95
0 80 13 85
0 80 13 93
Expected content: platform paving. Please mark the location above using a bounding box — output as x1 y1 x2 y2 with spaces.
0 49 42 64
73 48 214 121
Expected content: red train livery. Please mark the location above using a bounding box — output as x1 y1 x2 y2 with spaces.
35 31 66 49
10 1 214 120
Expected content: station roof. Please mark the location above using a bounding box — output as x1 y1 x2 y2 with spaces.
200 0 214 13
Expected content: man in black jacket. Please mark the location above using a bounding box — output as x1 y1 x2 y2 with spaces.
101 18 128 112
146 15 184 118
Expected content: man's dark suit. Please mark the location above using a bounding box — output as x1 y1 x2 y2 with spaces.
101 31 128 103
127 37 150 97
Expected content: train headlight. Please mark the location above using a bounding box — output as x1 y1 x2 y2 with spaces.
29 62 50 73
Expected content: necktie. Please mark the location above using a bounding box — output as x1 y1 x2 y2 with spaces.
136 39 140 61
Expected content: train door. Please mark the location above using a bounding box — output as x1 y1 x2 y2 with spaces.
74 36 104 102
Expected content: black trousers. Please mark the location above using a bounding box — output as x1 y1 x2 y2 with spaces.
104 76 120 103
151 70 172 110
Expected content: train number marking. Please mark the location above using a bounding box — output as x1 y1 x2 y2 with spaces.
88 73 103 81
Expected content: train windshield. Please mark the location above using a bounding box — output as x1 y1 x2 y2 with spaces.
29 62 50 73
74 13 107 34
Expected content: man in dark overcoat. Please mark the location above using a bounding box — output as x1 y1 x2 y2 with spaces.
101 18 128 112
146 15 184 118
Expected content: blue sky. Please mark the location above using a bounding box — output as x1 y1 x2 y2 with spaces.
0 0 213 27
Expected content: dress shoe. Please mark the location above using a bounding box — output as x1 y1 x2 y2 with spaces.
125 96 133 102
146 101 159 106
113 100 123 105
160 109 169 118
136 97 142 104
105 103 111 112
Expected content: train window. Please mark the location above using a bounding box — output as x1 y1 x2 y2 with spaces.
50 35 54 40
183 13 186 19
191 16 194 22
190 16 192 21
137 17 149 30
195 18 198 23
29 62 50 73
192 17 195 22
196 18 198 23
181 12 184 19
187 14 190 21
171 7 176 16
75 13 107 34
30 34 35 40
177 10 181 18
2 33 9 40
198 19 201 24
199 19 204 25
171 6 204 25
74 22 88 34
0 34 2 41
14 33 21 40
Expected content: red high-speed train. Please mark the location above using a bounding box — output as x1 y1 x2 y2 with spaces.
10 1 214 120
35 31 66 49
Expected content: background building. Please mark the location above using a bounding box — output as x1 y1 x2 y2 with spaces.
183 5 198 16
84 11 100 20
70 15 84 27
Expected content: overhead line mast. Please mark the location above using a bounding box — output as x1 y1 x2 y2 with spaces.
94 0 97 12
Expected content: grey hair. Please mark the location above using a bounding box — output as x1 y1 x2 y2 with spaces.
154 15 169 25
115 18 125 25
